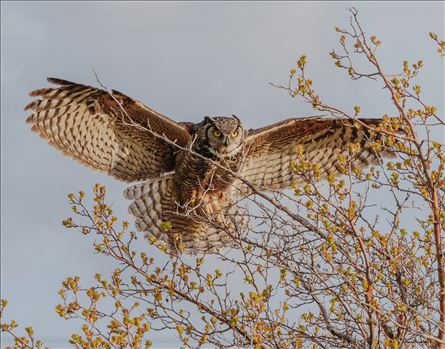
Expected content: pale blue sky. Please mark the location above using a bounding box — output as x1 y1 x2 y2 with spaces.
1 2 443 347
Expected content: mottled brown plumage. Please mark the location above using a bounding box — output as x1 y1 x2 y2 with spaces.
238 117 389 193
25 78 191 182
26 78 393 254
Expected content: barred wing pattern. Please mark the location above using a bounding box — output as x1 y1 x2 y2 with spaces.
25 78 191 182
237 118 387 193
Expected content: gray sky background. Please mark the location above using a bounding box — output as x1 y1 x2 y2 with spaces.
1 1 444 347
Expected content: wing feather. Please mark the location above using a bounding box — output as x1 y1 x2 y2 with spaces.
26 78 192 182
237 117 392 194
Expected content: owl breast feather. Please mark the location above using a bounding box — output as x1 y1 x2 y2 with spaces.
172 148 244 208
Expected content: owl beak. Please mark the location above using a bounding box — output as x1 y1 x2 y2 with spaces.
223 136 229 147
216 140 229 154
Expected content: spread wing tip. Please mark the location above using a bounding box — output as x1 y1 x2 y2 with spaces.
26 77 74 111
29 123 41 134
24 100 37 111
46 77 74 86
28 87 55 98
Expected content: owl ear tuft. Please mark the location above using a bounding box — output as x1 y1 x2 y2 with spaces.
204 116 216 125
232 114 242 127
232 114 240 122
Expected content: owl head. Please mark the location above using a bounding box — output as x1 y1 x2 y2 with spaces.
194 115 245 159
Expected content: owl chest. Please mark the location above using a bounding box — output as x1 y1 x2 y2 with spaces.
173 152 241 207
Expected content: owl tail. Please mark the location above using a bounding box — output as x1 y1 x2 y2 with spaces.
124 176 247 255
124 175 176 250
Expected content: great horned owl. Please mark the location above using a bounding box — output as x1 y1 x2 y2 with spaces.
26 78 392 254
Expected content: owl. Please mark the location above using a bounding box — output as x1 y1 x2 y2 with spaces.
26 78 392 254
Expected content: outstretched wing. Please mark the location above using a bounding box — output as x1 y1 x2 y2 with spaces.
236 117 391 194
26 78 192 182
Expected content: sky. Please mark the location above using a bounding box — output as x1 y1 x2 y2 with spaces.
1 1 444 347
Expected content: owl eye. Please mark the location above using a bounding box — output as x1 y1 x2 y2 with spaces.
231 130 239 138
213 130 222 137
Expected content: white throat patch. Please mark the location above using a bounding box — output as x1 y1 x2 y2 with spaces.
208 144 243 159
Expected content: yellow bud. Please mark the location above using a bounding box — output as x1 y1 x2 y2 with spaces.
25 327 34 337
